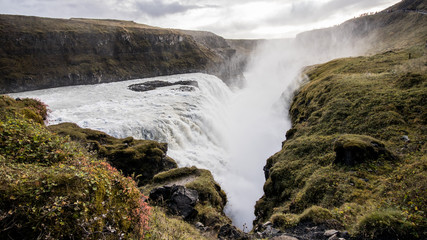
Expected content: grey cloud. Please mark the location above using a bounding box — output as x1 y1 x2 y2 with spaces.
135 0 202 17
267 0 394 26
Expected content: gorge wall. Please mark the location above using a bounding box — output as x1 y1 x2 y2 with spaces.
0 15 245 93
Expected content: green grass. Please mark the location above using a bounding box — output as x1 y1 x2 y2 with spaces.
255 45 426 238
145 206 214 240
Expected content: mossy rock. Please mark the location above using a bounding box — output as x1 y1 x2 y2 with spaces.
48 122 177 184
146 166 231 228
333 134 397 166
298 206 335 225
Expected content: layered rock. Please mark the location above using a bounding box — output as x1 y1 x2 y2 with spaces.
0 15 244 93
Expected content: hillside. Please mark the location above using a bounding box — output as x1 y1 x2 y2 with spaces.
296 0 427 56
255 30 427 240
0 15 243 93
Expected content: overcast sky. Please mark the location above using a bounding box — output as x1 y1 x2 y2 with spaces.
0 0 400 39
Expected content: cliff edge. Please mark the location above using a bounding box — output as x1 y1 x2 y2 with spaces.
0 15 244 93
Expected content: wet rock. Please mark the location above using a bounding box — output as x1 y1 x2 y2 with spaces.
149 185 198 220
218 224 244 240
324 229 339 237
128 80 198 92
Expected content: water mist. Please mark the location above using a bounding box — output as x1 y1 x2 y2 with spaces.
221 29 372 228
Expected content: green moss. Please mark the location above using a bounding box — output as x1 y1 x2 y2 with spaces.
298 206 335 225
355 209 419 240
145 207 211 240
271 213 299 229
153 166 199 183
256 45 427 238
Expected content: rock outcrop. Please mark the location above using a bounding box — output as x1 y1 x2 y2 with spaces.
150 185 199 220
128 80 198 92
333 134 397 166
0 15 244 93
48 122 177 184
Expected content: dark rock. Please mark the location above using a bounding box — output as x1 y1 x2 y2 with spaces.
218 224 244 240
173 86 196 92
263 225 281 237
149 185 198 220
270 235 299 240
333 134 397 166
128 80 198 92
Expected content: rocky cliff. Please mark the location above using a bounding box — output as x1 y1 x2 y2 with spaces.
0 15 244 93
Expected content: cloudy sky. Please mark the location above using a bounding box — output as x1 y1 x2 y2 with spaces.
0 0 400 39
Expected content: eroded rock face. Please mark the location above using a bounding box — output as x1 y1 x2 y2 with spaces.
333 134 397 166
0 15 244 93
150 185 199 220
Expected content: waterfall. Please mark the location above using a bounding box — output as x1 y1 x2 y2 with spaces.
9 36 369 229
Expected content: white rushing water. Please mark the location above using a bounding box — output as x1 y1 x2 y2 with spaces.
9 37 369 229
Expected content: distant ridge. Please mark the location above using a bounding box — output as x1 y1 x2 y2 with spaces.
0 15 244 93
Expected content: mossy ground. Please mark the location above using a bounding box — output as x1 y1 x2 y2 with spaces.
0 95 150 239
256 45 426 239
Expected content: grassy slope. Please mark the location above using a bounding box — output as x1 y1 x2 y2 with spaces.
255 45 426 238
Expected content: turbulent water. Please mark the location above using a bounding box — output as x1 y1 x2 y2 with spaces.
10 71 289 228
9 37 368 229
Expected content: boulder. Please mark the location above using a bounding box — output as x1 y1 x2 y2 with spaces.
218 224 244 240
333 134 397 166
128 80 198 92
150 185 198 220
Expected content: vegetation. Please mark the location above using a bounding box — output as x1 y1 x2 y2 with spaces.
256 45 426 239
0 96 150 239
145 206 212 240
48 122 177 184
